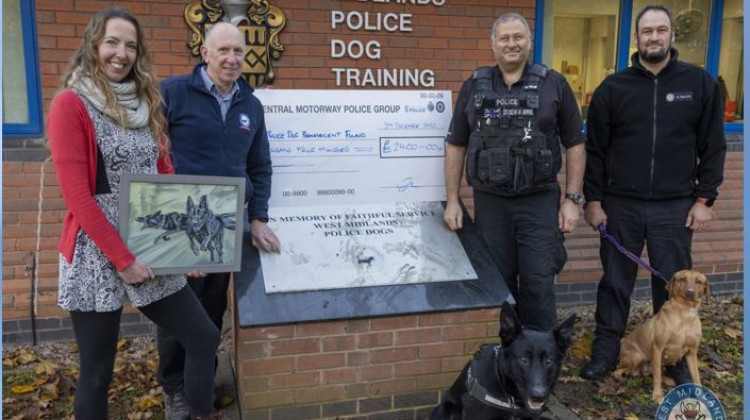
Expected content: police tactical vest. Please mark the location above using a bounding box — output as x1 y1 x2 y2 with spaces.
465 64 558 196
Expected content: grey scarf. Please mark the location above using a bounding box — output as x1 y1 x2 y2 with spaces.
68 68 150 129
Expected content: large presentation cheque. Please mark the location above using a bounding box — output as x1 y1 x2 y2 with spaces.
254 89 452 207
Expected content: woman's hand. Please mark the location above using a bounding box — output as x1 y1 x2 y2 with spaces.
118 259 154 285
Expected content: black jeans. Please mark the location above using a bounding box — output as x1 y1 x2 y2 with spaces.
474 187 567 330
590 195 693 361
70 286 220 419
157 272 230 396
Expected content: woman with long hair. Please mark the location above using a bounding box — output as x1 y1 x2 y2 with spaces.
47 7 222 419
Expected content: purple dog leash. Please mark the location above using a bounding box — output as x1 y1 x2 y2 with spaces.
597 222 668 283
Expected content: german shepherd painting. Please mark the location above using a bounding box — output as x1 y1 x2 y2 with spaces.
136 195 236 263
430 302 577 420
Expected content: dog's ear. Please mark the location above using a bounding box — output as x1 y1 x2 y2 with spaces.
703 275 711 304
499 302 522 346
200 195 209 208
187 196 195 211
154 210 161 216
665 274 675 296
554 314 578 353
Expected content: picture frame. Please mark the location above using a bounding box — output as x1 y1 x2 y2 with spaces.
119 173 246 275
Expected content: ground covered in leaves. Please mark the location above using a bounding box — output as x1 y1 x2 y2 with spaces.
553 296 744 419
2 297 743 419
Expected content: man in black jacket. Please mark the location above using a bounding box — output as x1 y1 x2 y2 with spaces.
580 5 726 382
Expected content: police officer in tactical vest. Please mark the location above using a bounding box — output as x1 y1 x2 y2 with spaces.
444 12 586 330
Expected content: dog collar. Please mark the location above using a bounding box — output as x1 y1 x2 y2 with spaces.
466 345 526 413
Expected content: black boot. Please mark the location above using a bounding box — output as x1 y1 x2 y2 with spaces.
580 357 617 380
580 337 618 380
664 358 693 385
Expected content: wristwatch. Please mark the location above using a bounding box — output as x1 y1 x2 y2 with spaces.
565 193 585 205
253 217 269 223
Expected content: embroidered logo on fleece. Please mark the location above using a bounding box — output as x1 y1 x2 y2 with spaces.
666 92 693 102
239 113 251 131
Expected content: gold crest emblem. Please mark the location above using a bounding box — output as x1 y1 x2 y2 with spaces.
185 0 286 87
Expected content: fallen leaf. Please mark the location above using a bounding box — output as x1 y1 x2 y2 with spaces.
136 394 161 410
15 350 37 365
35 361 59 376
216 393 234 408
3 357 17 369
40 381 60 400
117 338 129 351
10 384 38 394
724 327 742 339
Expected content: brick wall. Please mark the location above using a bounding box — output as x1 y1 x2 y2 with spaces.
234 306 501 420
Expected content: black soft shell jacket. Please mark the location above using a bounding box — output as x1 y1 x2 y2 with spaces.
584 49 726 203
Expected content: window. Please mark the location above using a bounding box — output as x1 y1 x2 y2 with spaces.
534 0 742 129
629 0 713 68
3 0 43 136
717 0 743 125
537 0 620 116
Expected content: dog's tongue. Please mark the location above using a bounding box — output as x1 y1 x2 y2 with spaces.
527 399 545 411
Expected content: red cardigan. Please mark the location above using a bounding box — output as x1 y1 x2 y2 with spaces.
48 89 174 272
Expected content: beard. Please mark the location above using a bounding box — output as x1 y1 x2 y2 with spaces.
638 42 670 64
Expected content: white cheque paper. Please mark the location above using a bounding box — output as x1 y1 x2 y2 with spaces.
254 89 452 206
262 202 477 293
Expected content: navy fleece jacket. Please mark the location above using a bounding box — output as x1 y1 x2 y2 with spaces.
161 64 272 220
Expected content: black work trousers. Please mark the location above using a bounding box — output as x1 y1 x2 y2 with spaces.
590 195 693 361
474 186 567 330
157 272 230 395
70 286 220 419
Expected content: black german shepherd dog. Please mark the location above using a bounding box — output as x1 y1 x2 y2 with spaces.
430 302 577 420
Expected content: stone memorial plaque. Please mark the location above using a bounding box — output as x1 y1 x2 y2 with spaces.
261 201 477 293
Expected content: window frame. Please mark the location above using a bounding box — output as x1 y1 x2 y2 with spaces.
3 0 44 137
533 0 741 133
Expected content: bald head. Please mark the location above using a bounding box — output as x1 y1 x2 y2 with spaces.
201 22 245 93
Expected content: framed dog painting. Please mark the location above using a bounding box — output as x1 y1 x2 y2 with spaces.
119 173 246 275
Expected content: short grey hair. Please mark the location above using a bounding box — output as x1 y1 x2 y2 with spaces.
204 21 241 48
491 13 531 41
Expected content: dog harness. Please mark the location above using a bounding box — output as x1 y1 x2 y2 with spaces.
465 344 526 414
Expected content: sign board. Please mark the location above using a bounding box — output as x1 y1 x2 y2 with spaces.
254 89 452 206
262 202 476 293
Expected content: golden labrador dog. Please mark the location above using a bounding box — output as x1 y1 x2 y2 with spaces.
612 269 709 403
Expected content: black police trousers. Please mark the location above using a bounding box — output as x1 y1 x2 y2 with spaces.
474 186 567 330
590 195 694 361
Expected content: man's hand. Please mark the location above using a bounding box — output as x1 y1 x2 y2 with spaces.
119 259 153 285
444 200 463 231
685 202 715 231
186 270 206 278
251 219 281 253
584 201 607 230
558 200 580 233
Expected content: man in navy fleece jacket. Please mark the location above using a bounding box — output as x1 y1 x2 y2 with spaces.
157 22 281 419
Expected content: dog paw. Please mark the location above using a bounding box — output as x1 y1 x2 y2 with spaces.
652 392 664 404
612 370 624 380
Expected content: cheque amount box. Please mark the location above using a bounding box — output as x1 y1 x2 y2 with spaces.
379 136 445 158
